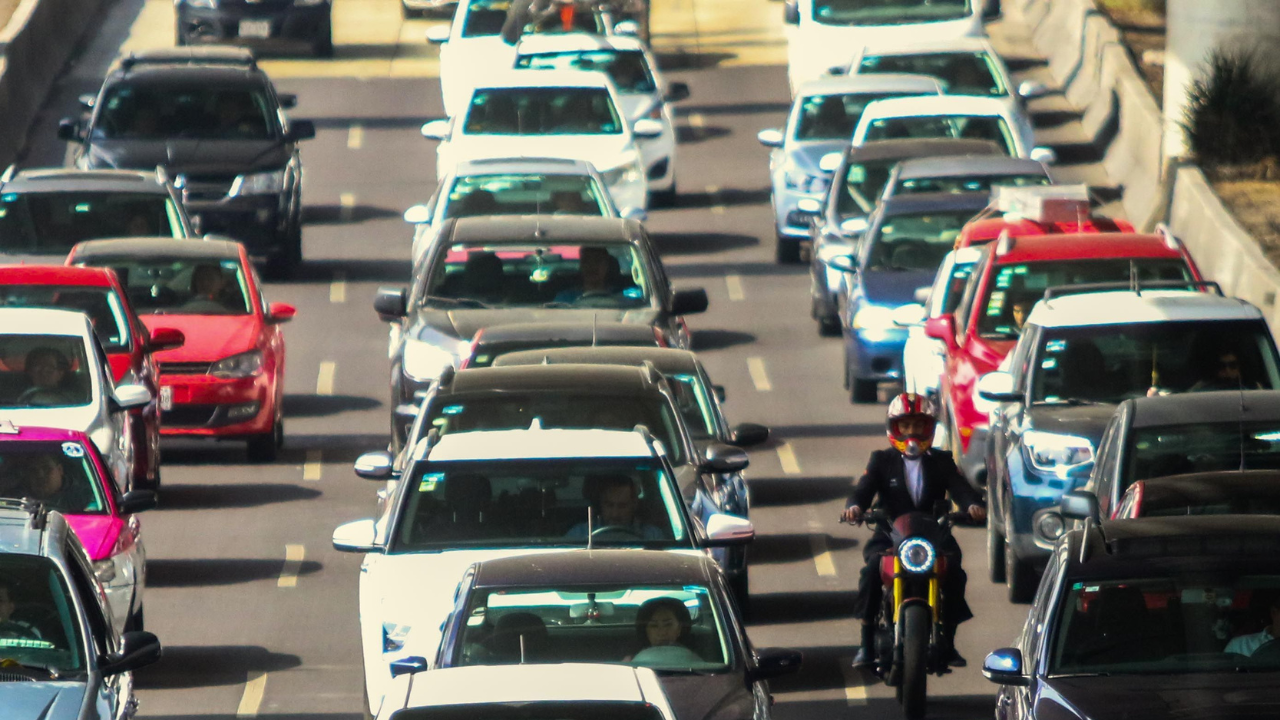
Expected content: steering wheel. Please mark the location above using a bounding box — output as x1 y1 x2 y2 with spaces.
1249 638 1280 662
15 388 72 407
590 525 644 540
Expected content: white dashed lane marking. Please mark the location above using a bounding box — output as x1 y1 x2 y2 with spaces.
746 357 771 391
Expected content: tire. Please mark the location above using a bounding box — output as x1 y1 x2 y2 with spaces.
818 314 840 337
651 178 677 208
900 604 930 720
776 236 802 264
246 410 283 463
987 513 1007 583
852 378 878 404
1006 548 1036 604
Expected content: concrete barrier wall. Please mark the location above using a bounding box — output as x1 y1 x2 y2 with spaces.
0 0 107 166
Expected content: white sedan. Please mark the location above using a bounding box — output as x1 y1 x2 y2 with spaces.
421 70 657 213
851 95 1056 163
897 246 982 401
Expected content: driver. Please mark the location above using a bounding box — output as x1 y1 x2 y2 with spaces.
841 393 985 669
0 578 43 641
17 347 72 406
1225 594 1280 657
182 264 232 313
566 474 664 540
554 247 618 304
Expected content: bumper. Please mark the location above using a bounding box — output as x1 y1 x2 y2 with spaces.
160 373 275 437
771 184 824 239
638 125 676 191
847 327 908 382
1006 459 1083 563
187 196 290 258
177 3 330 47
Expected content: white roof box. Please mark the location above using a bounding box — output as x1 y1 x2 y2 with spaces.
992 184 1091 224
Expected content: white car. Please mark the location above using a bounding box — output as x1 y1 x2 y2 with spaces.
0 308 151 486
376 664 679 720
851 95 1055 163
783 0 984 93
897 246 983 401
421 70 657 213
514 33 689 203
332 425 753 715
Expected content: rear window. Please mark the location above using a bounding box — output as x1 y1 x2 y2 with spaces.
864 115 1013 156
465 88 623 135
0 192 182 254
446 174 609 219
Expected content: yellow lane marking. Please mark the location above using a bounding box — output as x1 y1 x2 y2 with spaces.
688 113 706 129
725 274 744 301
317 361 336 395
303 450 323 481
746 357 771 391
347 124 364 150
330 271 348 303
236 672 268 717
278 545 305 588
776 442 801 475
810 533 837 577
840 662 869 705
339 193 356 222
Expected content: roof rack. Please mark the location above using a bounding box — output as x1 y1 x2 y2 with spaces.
991 184 1092 224
119 47 257 72
1043 279 1224 301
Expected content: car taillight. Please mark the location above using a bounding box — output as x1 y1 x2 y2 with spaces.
653 327 668 347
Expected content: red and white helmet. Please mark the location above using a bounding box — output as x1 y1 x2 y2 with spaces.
886 392 937 458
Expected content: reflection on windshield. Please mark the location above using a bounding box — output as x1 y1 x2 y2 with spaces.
897 173 1050 196
1127 422 1280 486
94 86 276 140
446 174 609 219
0 442 106 515
813 0 971 25
796 92 930 141
837 160 897 216
464 89 623 135
860 52 1003 96
0 556 84 675
0 193 181 254
517 50 656 94
83 258 251 316
0 286 132 352
0 335 93 409
866 210 975 272
865 115 1013 155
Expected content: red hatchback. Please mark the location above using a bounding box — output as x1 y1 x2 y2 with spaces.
67 238 295 462
0 265 185 488
926 232 1202 485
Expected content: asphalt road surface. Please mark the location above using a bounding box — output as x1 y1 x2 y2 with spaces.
17 1 1121 718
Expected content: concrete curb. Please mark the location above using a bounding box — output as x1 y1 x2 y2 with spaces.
0 0 107 166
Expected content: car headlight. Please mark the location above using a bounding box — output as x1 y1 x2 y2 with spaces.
1036 511 1066 541
402 338 464 382
852 305 897 333
210 351 265 379
783 164 830 194
185 0 217 7
898 538 935 574
383 622 412 653
601 158 644 188
93 558 117 585
229 169 286 197
1023 430 1094 476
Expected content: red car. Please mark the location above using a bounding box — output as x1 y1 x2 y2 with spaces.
953 185 1135 249
925 232 1202 485
67 238 295 461
0 265 185 488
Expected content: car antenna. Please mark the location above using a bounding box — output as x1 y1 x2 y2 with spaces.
586 506 594 551
519 633 527 664
592 313 598 346
1238 382 1248 472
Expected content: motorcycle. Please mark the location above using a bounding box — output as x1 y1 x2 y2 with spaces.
852 507 968 720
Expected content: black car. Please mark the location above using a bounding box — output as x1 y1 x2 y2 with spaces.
426 550 801 720
175 0 333 58
1111 470 1280 519
58 48 315 275
0 167 196 259
984 515 1280 720
460 320 664 368
374 215 708 415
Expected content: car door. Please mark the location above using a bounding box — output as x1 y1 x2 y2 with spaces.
93 334 135 489
1000 546 1064 720
65 541 130 720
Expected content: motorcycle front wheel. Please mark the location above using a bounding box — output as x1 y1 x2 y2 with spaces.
900 604 930 720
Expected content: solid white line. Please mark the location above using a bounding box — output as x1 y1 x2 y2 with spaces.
303 449 322 481
236 672 268 716
347 124 364 150
746 357 771 391
777 442 801 475
725 274 745 301
330 271 347 303
316 361 336 396
840 662 869 705
339 193 356 222
278 544 305 588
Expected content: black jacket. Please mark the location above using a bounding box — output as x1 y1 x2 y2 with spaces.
847 448 983 518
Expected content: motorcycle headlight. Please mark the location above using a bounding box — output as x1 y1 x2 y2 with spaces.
898 537 935 574
402 338 464 382
93 558 117 585
1023 430 1094 476
185 0 217 7
229 169 286 197
210 351 265 379
382 622 412 653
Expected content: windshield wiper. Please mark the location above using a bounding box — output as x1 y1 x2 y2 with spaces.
0 661 63 679
423 295 489 309
1035 398 1106 407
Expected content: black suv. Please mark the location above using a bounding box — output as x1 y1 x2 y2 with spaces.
58 48 315 275
175 0 333 58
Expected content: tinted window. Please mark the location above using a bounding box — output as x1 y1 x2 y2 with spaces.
461 0 510 37
865 115 1013 155
0 335 93 409
812 0 971 25
94 85 277 140
517 50 656 94
81 258 251 316
666 373 718 439
894 172 1050 196
865 209 976 272
938 259 977 315
795 92 931 141
860 51 1004 96
836 159 899 217
0 286 131 352
0 192 181 253
1125 421 1280 486
0 441 107 514
0 555 85 674
445 174 609 219
464 88 623 135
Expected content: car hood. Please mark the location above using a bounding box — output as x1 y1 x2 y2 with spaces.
0 682 89 720
1025 403 1117 445
139 315 259 363
859 269 937 307
415 308 660 342
84 138 289 175
659 671 755 720
443 135 636 175
1040 673 1280 720
64 515 125 562
786 140 849 176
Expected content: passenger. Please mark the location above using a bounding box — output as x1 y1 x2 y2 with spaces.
17 347 73 406
14 455 90 512
554 247 616 303
1189 346 1260 391
626 597 701 663
1010 300 1032 330
1225 594 1280 657
182 264 232 313
455 189 500 217
460 252 506 304
565 474 664 540
0 577 43 640
807 96 850 138
215 92 262 137
549 191 590 215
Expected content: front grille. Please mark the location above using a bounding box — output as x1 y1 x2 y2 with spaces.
163 404 219 428
0 672 36 682
160 362 211 376
179 174 236 202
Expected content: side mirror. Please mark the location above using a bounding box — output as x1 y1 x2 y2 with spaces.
1018 80 1049 100
922 314 956 349
332 518 381 554
404 204 433 224
78 94 97 110
729 423 770 448
976 371 1020 402
119 490 158 515
57 118 82 142
613 19 640 36
665 81 691 103
670 287 709 315
839 216 868 237
702 443 749 473
148 327 185 352
913 286 931 305
1060 490 1101 523
827 254 858 274
268 302 297 324
421 119 451 141
286 120 316 142
354 451 396 480
1029 146 1057 164
750 647 803 681
619 207 648 222
390 656 430 677
632 118 664 139
982 648 1029 686
818 152 843 173
111 384 152 412
374 287 409 320
425 25 451 43
278 93 298 109
100 631 162 676
756 128 784 148
783 1 799 25
891 303 926 328
704 513 754 546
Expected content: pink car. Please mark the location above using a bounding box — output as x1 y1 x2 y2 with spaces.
0 423 155 633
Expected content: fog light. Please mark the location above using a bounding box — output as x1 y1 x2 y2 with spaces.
226 402 260 421
1037 511 1065 540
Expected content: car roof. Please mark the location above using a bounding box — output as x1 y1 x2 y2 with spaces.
455 157 597 177
0 265 117 287
424 427 657 462
795 73 943 97
472 549 713 589
474 321 657 345
862 95 1008 118
109 47 263 83
894 155 1046 179
1026 291 1262 329
447 215 636 244
989 233 1186 264
2 168 170 194
494 346 701 375
1135 471 1280 503
858 37 996 56
1070 516 1280 574
0 423 90 443
845 138 1003 163
69 237 242 261
404 663 653 707
1126 390 1280 428
477 69 614 91
515 32 645 54
879 191 990 216
0 307 95 336
447 363 661 395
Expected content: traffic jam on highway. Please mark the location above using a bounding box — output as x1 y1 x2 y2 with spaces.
3 0 1280 719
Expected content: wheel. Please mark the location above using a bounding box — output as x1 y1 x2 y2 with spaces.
900 604 930 720
246 410 283 463
776 236 802 264
987 513 1007 583
313 19 334 58
852 379 878 404
1006 549 1036 604
818 314 840 337
650 177 677 208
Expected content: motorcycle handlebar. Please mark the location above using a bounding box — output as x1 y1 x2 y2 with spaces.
841 509 972 528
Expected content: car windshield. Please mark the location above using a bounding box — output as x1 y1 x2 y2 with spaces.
0 441 108 515
865 209 976 272
425 394 687 465
1031 320 1280 404
0 556 85 676
451 583 731 673
1049 575 1280 677
1125 422 1280 488
391 704 665 720
894 172 1050 196
859 52 1004 96
93 84 277 140
391 459 689 552
464 88 623 135
462 0 511 36
0 286 131 352
516 50 657 94
665 373 717 439
795 92 932 141
836 159 900 217
0 192 183 254
422 243 652 310
812 0 971 26
0 335 93 409
82 258 251 316
446 174 610 219
864 115 1013 156
978 259 1194 339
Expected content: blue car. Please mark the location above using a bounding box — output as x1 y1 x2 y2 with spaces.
832 192 989 403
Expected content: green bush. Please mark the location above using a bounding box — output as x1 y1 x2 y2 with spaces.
1183 50 1280 168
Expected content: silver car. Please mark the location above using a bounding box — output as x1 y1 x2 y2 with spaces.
882 154 1051 201
757 74 942 264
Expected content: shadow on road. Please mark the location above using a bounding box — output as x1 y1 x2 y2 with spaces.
693 329 756 350
304 204 403 225
157 483 322 510
651 231 759 255
666 261 805 279
276 258 413 284
749 589 858 626
146 558 322 588
769 422 881 440
751 533 859 566
135 645 302 689
748 476 853 507
284 393 383 418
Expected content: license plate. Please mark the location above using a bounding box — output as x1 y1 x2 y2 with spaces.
159 386 173 412
239 20 272 39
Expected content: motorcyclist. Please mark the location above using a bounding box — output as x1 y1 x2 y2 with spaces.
841 392 986 669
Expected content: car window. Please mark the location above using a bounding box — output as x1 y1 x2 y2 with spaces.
464 88 623 135
461 0 510 37
860 51 1004 96
391 458 689 551
0 285 132 352
94 84 277 140
0 555 87 674
81 257 251 316
895 172 1050 196
0 441 108 515
865 209 975 272
1124 420 1280 488
0 192 182 254
795 92 931 141
452 583 732 672
936 259 977 315
811 0 972 26
517 50 656 94
836 159 898 217
953 248 989 337
445 174 610 219
665 373 718 439
865 115 1013 156
0 334 93 409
